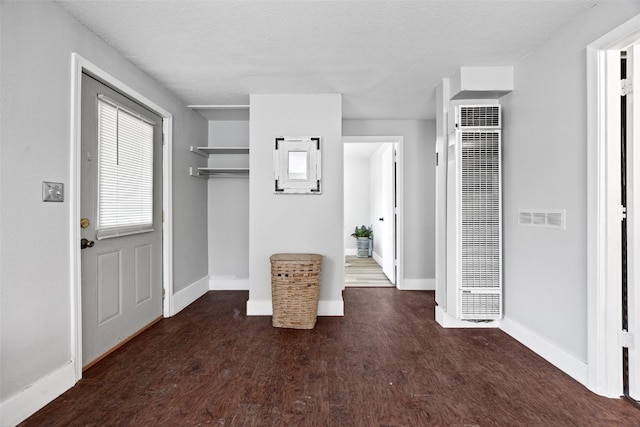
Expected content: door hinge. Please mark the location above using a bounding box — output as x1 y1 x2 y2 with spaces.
162 210 165 222
620 330 635 349
620 205 627 221
622 78 633 96
162 287 165 301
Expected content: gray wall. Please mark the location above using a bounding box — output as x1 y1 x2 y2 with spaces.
249 94 343 311
500 2 640 361
207 120 250 280
0 1 208 402
344 154 371 253
343 120 436 280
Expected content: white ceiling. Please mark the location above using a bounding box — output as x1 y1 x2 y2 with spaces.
58 0 598 120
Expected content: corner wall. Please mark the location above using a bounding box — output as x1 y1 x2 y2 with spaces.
248 94 344 315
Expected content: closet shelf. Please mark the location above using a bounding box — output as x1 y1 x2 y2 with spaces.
190 146 250 158
189 167 249 178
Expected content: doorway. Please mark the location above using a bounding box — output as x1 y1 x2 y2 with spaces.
343 136 404 289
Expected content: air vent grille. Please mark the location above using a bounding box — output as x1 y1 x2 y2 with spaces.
518 209 566 230
460 291 502 319
460 131 501 289
458 105 501 129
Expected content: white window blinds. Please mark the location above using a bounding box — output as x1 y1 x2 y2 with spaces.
96 96 155 240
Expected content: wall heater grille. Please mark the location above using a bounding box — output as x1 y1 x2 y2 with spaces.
460 131 501 290
448 104 502 321
457 105 501 129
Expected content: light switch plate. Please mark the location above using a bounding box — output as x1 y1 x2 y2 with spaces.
43 181 64 202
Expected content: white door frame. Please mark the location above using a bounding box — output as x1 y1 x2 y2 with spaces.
586 15 640 397
343 136 404 289
70 53 174 380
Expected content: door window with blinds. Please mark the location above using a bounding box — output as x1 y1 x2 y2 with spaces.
96 95 155 239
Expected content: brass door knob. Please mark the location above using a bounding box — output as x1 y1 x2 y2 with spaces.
80 238 95 249
80 218 90 228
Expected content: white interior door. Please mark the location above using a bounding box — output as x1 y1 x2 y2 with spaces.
626 44 640 402
380 145 396 284
81 73 163 368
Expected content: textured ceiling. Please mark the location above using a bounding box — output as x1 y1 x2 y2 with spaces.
58 0 597 119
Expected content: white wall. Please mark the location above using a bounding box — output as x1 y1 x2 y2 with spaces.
248 94 344 315
500 2 640 362
0 0 208 418
343 120 436 281
207 120 250 284
344 154 370 254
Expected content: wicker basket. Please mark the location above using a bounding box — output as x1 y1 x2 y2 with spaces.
270 253 322 329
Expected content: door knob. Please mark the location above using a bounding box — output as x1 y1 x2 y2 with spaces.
80 238 95 249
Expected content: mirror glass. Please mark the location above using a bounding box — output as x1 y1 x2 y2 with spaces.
288 151 308 180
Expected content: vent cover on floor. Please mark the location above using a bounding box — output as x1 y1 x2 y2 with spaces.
518 209 566 230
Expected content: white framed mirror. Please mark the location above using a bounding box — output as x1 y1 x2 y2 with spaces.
287 151 308 180
274 137 321 194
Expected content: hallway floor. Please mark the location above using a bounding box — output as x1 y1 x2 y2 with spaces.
22 289 639 426
344 255 393 287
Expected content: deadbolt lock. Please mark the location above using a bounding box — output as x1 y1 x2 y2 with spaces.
80 218 90 229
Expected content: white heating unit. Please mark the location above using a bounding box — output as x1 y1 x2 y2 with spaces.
446 105 502 320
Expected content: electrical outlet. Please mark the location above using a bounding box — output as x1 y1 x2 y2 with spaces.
43 181 64 202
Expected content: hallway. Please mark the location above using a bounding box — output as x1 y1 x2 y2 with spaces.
344 256 393 287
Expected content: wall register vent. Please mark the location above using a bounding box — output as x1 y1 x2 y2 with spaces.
518 209 566 230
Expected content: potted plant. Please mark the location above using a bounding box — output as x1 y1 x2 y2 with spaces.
351 225 373 258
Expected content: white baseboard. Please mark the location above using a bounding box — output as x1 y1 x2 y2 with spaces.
435 306 500 328
344 248 357 256
402 278 435 291
0 362 76 427
372 251 382 265
318 299 344 316
246 299 272 316
434 307 588 387
209 277 249 291
500 316 588 387
246 299 344 316
172 275 209 316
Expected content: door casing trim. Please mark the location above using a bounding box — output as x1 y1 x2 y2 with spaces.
586 15 640 397
70 53 174 381
342 135 404 290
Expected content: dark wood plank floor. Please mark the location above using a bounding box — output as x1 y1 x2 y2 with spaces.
22 289 639 426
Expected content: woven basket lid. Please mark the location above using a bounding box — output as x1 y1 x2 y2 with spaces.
270 253 322 262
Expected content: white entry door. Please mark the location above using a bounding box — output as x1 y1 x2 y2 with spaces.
626 44 640 402
380 145 396 284
81 73 163 368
